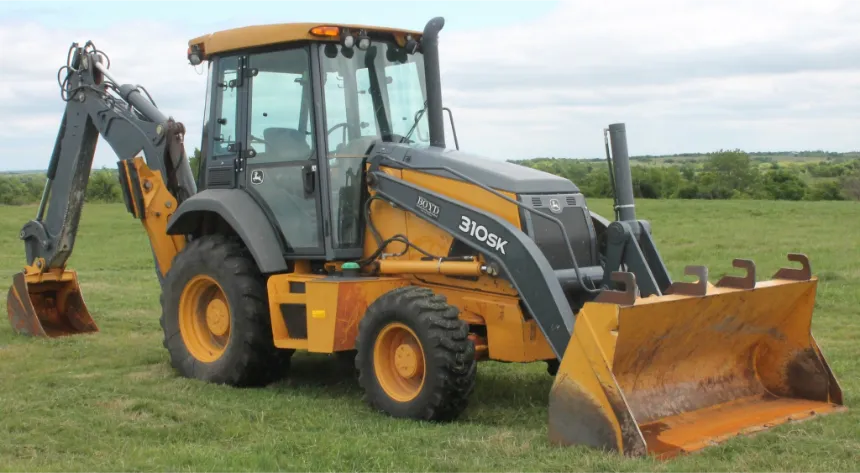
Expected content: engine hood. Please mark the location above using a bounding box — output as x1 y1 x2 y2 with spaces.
367 142 579 195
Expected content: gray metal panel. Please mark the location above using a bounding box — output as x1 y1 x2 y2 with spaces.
370 143 579 194
367 167 576 360
520 193 597 270
167 189 288 273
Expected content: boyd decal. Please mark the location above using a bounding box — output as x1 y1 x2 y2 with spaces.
458 216 508 254
416 195 440 219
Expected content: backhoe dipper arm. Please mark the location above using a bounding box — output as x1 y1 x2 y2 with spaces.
20 42 197 271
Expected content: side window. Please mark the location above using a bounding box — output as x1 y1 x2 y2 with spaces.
355 69 379 138
213 56 239 156
386 62 428 140
248 48 313 164
323 71 348 153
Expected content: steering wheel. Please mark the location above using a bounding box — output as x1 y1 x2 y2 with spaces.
327 122 349 145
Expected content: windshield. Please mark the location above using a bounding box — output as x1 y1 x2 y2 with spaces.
319 41 429 156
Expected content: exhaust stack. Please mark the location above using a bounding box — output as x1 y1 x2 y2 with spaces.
607 123 636 222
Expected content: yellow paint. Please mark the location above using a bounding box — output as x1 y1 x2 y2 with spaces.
373 322 426 402
266 273 322 350
364 164 519 297
400 169 521 227
266 273 406 352
549 277 844 456
189 23 422 57
122 158 186 277
178 274 230 363
8 262 99 337
305 282 339 352
412 284 554 363
377 259 483 276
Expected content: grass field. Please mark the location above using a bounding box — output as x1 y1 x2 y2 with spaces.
0 199 858 471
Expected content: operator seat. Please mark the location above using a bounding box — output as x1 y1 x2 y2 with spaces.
263 127 312 161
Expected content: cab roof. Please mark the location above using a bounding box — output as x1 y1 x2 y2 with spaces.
188 22 423 57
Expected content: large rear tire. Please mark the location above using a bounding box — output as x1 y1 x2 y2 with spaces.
159 235 291 387
355 286 476 421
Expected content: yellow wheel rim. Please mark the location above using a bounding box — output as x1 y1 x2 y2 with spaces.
373 322 425 402
179 275 230 362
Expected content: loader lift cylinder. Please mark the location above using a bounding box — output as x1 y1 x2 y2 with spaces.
608 123 636 221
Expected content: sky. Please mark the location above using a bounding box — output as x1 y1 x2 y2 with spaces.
1 0 859 171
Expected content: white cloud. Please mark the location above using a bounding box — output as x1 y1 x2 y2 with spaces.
438 0 860 158
0 20 206 170
1 0 859 172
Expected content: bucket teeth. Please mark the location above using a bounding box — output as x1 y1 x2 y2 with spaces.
716 259 756 289
665 265 708 296
773 253 812 281
550 253 844 458
595 272 638 306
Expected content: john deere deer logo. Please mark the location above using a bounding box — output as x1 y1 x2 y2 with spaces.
549 198 562 214
250 170 264 185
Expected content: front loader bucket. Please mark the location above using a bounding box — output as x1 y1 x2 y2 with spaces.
6 269 98 337
549 255 844 458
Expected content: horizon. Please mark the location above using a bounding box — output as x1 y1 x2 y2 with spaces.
5 148 858 175
2 1 859 171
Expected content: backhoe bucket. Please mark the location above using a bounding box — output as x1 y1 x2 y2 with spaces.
6 269 98 337
549 255 844 458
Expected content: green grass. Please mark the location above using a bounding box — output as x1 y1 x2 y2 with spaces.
1 200 858 471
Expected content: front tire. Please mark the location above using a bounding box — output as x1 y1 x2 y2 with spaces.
160 235 290 387
356 286 476 421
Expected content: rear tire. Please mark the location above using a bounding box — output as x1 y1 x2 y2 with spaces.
159 235 291 387
356 286 476 421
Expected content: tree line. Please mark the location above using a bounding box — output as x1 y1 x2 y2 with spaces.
0 151 203 206
1 149 858 206
511 150 860 201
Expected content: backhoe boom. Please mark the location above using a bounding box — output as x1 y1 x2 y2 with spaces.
8 41 196 337
21 42 196 271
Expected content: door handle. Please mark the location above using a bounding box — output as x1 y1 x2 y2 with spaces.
303 163 316 196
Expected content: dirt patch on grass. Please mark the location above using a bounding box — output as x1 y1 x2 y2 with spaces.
125 363 170 381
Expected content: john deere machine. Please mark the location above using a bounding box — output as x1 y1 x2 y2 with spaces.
6 17 845 458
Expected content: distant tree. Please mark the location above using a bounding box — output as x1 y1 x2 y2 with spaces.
839 174 860 200
677 183 699 199
762 168 808 201
86 168 121 202
697 150 760 199
808 181 845 201
189 148 202 182
703 150 759 187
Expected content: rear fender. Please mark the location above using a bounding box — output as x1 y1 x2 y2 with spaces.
166 189 288 274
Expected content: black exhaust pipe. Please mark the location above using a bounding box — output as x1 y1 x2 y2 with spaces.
608 123 636 222
422 17 446 149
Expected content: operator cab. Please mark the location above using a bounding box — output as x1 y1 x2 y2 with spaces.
189 24 432 261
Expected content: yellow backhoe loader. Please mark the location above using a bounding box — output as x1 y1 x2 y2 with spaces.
6 17 845 458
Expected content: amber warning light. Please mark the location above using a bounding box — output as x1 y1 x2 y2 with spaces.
310 26 340 37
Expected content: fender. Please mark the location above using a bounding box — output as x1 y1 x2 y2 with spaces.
166 189 288 274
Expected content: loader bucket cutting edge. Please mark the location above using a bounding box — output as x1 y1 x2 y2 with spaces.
6 270 98 337
548 270 844 458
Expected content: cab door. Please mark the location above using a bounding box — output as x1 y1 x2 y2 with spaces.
241 46 325 256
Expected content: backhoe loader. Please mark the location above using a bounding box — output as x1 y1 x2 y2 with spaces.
6 17 845 458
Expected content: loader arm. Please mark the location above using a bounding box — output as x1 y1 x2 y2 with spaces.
366 152 668 360
367 155 601 359
7 41 196 337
